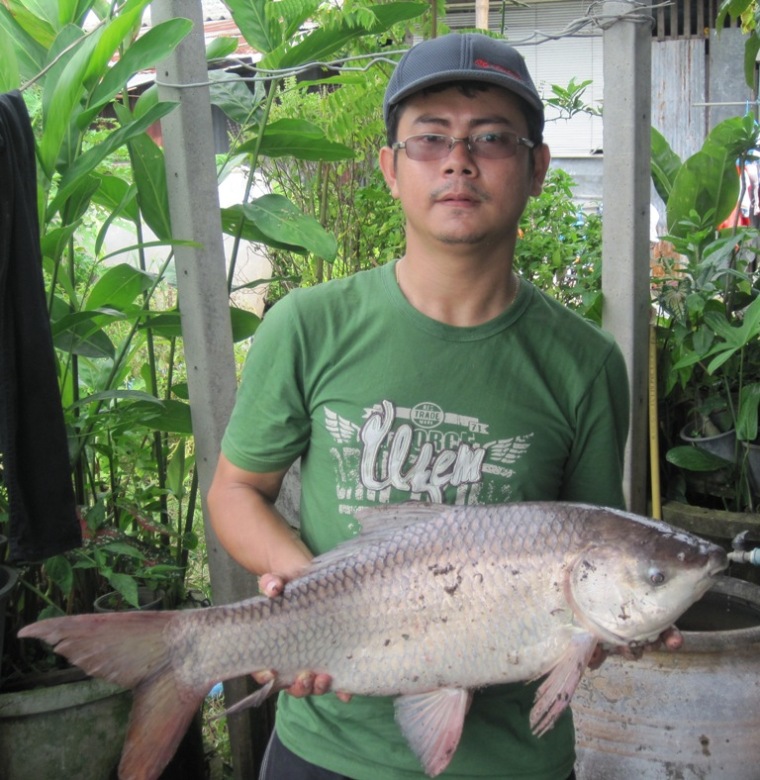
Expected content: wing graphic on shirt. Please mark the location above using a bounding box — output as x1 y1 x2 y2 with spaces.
484 434 534 465
325 407 361 444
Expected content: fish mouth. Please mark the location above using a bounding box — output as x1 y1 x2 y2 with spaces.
708 547 730 577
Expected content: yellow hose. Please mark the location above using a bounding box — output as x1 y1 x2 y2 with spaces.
649 323 662 519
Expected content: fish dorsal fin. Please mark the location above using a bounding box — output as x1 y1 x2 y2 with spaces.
394 688 471 778
306 503 447 572
354 502 446 533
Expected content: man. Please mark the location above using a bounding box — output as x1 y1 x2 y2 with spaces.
209 33 632 779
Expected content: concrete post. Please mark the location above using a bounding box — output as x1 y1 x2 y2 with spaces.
601 1 653 514
152 1 260 776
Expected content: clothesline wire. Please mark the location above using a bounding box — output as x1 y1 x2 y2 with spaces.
20 0 670 94
158 0 666 89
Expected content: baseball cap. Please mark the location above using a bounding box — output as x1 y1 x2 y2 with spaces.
383 33 544 132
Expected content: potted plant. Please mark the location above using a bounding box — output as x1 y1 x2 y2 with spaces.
0 2 210 776
651 115 760 560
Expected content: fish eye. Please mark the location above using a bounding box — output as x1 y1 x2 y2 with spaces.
648 567 666 585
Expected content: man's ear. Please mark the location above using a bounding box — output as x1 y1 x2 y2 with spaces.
378 145 400 199
530 143 552 197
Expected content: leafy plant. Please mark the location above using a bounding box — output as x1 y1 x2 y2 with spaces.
514 168 603 323
718 0 760 88
651 116 760 510
212 0 428 298
0 0 211 680
0 0 434 684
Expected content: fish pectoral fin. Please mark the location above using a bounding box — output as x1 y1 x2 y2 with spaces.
217 677 277 719
394 687 471 778
530 633 598 737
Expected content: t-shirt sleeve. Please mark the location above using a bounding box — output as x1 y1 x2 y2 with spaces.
559 338 630 508
221 294 310 473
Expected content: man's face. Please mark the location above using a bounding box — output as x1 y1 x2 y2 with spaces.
379 86 550 253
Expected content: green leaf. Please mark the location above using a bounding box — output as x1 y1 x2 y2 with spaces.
84 263 154 311
92 172 140 225
44 555 75 594
69 389 164 410
81 17 192 128
166 442 186 498
5 0 58 47
81 0 151 91
737 383 760 442
52 310 117 358
0 5 46 83
275 3 428 70
171 382 189 400
106 572 140 608
118 115 172 241
138 311 183 338
128 398 193 434
744 33 760 89
703 295 760 373
242 194 337 260
0 19 20 90
225 0 282 55
38 26 99 177
54 173 102 230
102 541 146 559
666 445 734 471
230 306 261 342
666 146 739 236
41 222 82 265
650 126 681 205
221 205 306 253
210 70 264 124
48 100 178 219
206 36 239 61
238 118 355 161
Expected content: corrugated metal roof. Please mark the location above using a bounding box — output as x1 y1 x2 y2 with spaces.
200 0 232 20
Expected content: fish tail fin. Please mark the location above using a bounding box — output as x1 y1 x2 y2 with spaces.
19 613 208 780
119 671 205 780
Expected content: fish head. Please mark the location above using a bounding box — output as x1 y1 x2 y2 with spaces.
566 511 728 645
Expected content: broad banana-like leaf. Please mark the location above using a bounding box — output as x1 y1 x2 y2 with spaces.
237 118 354 161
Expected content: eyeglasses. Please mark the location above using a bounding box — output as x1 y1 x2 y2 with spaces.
391 131 535 161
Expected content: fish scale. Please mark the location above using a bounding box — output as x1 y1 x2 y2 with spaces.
19 501 728 780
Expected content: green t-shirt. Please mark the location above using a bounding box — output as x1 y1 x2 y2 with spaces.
222 260 629 779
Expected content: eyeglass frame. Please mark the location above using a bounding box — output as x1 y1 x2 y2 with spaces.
391 131 536 161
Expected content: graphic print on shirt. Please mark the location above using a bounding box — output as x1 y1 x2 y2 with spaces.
325 399 533 514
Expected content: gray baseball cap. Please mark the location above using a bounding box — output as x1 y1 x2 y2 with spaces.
383 33 544 131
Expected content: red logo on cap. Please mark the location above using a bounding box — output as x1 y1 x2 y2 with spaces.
474 58 524 82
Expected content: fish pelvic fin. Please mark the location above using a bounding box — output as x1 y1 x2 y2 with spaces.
216 677 277 719
394 687 471 777
19 612 208 780
530 632 597 737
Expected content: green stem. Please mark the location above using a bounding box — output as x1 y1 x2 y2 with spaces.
227 81 281 292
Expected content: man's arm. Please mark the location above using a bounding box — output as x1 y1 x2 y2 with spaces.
207 454 346 698
207 454 312 580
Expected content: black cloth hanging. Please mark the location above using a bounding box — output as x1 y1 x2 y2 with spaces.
0 90 81 562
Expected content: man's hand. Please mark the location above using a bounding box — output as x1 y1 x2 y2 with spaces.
588 626 683 670
254 573 351 702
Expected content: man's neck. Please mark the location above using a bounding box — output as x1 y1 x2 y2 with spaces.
395 248 519 328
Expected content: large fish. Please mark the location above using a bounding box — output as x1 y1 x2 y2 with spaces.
19 502 727 779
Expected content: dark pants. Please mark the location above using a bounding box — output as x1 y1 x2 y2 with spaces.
259 731 577 780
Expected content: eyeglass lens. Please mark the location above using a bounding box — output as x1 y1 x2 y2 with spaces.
401 133 522 161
